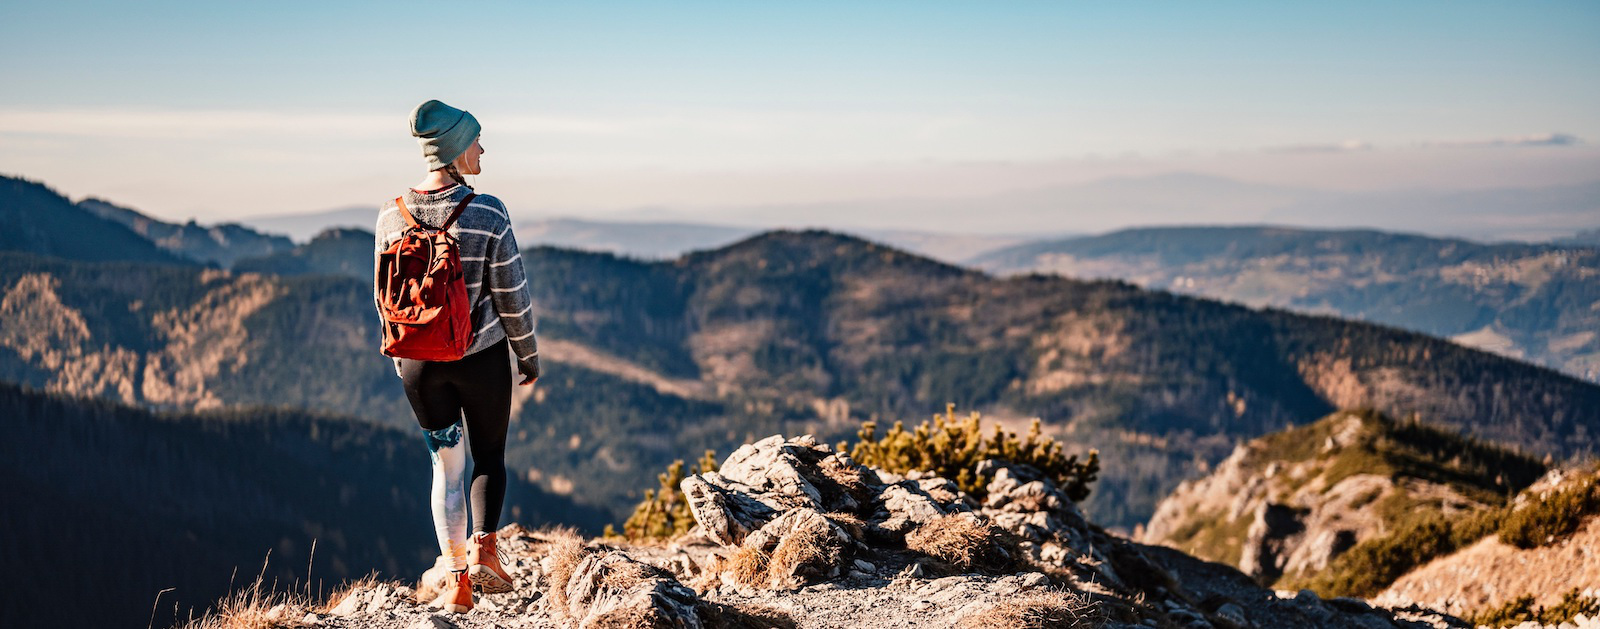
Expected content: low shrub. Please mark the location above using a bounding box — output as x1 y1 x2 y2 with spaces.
1472 588 1600 628
1497 475 1599 549
615 450 719 541
846 404 1099 501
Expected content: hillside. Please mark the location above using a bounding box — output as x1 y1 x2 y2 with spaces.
0 174 192 265
969 225 1600 383
1141 410 1546 586
234 228 375 277
1372 466 1600 622
78 197 295 267
190 435 1468 629
3 230 1598 532
0 381 608 629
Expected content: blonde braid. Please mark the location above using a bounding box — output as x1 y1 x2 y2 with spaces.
441 163 474 191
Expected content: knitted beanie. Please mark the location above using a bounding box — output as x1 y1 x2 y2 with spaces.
409 100 482 170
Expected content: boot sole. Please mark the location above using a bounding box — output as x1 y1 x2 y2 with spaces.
443 601 472 614
468 564 514 593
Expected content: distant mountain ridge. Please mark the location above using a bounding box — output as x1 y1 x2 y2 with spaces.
2 173 296 268
970 225 1600 383
79 197 294 266
238 208 1033 264
1 175 190 265
4 227 1597 531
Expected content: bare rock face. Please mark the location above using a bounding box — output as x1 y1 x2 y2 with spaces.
1238 502 1308 584
670 434 1462 629
273 435 1476 629
1142 411 1536 587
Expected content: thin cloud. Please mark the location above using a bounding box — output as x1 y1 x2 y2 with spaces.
1265 140 1373 154
1264 133 1582 154
1419 133 1582 148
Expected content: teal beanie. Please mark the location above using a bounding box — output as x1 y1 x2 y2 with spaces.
409 100 481 170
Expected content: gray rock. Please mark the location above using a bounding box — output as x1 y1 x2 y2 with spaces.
412 616 457 629
327 589 367 617
1209 602 1251 629
878 482 948 534
1239 502 1308 584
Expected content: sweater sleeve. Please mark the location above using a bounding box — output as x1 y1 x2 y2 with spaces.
486 218 540 379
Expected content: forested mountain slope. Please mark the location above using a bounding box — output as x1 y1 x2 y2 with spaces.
0 382 607 629
79 197 294 267
970 225 1600 383
2 230 1596 530
0 175 192 265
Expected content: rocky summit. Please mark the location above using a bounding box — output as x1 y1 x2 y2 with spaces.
289 435 1469 628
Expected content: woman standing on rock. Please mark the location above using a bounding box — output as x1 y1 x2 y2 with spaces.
373 99 541 614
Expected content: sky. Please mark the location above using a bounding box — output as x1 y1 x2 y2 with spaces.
1 1 1597 234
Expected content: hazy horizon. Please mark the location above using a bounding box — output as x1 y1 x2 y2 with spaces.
3 1 1598 237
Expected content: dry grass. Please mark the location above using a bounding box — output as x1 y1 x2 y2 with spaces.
727 545 772 588
315 573 380 615
957 589 1102 629
179 560 336 629
600 559 663 592
907 514 997 570
544 527 590 610
824 511 867 540
768 523 840 586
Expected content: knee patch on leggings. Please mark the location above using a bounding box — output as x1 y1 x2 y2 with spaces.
422 423 463 452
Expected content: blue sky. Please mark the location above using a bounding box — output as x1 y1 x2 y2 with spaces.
2 1 1597 228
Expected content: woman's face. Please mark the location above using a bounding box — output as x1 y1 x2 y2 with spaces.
456 137 484 175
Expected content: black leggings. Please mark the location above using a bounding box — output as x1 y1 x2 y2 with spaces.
399 337 511 534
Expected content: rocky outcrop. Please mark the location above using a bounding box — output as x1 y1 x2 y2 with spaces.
1142 410 1543 586
1372 468 1600 621
270 434 1472 628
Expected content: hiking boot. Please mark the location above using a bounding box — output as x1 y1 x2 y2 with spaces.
443 569 473 614
467 531 515 593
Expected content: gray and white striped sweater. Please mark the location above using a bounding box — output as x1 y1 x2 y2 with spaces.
372 184 539 378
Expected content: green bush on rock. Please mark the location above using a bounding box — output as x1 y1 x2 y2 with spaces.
844 404 1099 502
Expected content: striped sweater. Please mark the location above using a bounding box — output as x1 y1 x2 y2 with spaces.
372 184 540 378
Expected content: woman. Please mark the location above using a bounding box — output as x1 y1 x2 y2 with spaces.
373 99 541 614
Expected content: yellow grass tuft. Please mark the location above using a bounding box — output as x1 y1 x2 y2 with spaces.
824 511 867 540
728 545 772 588
767 522 839 585
179 560 337 629
600 559 662 592
906 514 996 570
544 527 589 610
957 589 1102 628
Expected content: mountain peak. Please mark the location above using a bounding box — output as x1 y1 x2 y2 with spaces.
684 228 974 279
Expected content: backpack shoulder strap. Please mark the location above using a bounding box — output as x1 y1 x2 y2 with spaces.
394 197 420 229
440 193 478 231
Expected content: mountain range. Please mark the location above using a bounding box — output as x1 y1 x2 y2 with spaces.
5 171 1598 535
970 225 1600 383
4 238 1597 533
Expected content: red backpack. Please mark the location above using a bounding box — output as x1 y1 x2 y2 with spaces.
376 193 477 361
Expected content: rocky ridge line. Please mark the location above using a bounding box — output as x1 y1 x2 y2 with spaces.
287 435 1471 628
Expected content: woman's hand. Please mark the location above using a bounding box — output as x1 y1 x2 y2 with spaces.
517 360 539 386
